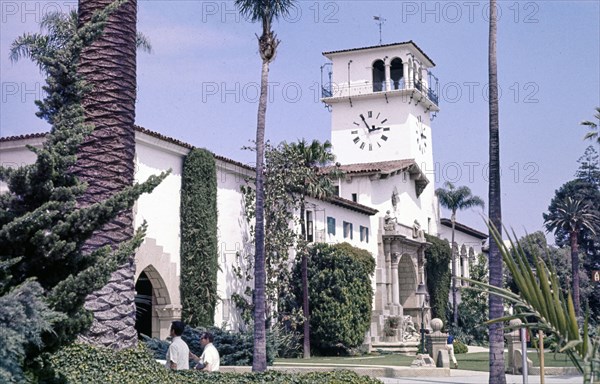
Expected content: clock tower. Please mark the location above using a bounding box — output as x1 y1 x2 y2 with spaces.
321 41 439 170
320 42 440 350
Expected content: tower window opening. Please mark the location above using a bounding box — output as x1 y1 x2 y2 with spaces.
372 59 385 92
390 58 404 90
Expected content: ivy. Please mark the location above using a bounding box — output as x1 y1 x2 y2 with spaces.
180 148 218 327
424 234 451 322
236 142 303 327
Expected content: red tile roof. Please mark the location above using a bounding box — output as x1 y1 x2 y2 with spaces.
440 218 487 240
323 41 435 67
0 127 377 215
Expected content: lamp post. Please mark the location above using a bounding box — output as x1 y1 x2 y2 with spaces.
416 282 429 354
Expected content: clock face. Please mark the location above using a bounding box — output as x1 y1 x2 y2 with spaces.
350 110 391 151
416 117 428 154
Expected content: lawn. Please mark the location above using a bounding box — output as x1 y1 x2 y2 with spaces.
275 353 415 367
275 351 576 372
457 351 576 372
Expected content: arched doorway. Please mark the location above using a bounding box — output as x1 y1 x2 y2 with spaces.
134 264 172 339
135 271 153 338
398 254 417 306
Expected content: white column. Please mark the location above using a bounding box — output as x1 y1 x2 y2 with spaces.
403 62 411 88
386 240 395 306
391 252 400 306
384 63 391 91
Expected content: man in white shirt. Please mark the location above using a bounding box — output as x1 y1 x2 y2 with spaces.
165 321 189 370
190 331 220 371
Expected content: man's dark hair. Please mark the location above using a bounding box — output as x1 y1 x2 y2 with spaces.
171 321 185 336
201 332 214 343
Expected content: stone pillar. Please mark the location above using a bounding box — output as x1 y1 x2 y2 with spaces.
389 239 402 306
391 252 400 307
426 318 448 367
403 61 411 88
155 304 182 340
386 240 394 306
417 245 426 285
377 238 392 311
506 318 523 374
384 63 391 91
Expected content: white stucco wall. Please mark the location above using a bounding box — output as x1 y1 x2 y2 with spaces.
134 134 188 273
0 136 44 192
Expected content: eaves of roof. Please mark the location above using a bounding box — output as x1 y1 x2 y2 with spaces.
440 218 488 240
0 127 378 216
323 40 435 67
0 127 254 172
327 196 379 216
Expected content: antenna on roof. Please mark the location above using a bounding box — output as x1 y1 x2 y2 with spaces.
373 15 386 45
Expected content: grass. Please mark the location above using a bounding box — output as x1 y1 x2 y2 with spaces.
275 353 416 367
275 351 576 372
457 351 576 372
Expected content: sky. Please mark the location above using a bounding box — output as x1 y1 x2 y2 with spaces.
1 0 599 242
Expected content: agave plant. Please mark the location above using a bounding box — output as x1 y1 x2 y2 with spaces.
461 223 599 383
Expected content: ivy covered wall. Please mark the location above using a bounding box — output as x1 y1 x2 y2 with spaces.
180 148 218 327
425 234 452 323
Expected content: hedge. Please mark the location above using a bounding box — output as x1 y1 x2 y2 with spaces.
49 342 382 384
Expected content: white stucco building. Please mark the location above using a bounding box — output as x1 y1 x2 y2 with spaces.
1 40 488 350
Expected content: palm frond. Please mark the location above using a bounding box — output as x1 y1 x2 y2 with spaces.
462 220 599 382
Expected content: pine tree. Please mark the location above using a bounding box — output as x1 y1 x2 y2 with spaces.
0 2 166 380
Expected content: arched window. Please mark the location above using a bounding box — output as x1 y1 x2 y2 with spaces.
372 59 385 92
390 58 404 90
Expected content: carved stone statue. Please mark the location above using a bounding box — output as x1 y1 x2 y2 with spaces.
402 315 417 341
384 210 397 231
412 219 425 241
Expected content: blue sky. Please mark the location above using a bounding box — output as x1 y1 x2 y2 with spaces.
1 0 599 241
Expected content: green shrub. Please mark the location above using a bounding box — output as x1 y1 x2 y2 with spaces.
292 243 375 355
454 340 468 354
180 148 218 327
50 342 382 383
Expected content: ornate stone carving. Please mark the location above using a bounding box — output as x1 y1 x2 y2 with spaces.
402 315 417 341
384 210 398 231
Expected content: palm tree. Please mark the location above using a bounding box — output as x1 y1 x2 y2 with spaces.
76 0 139 349
235 0 295 371
285 139 339 359
581 107 600 144
487 0 506 382
544 197 598 316
581 107 600 168
10 9 151 65
435 181 484 326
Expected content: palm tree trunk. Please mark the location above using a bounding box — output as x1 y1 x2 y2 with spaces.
77 0 138 349
252 58 269 372
299 200 311 359
488 0 506 382
570 231 581 316
451 213 458 326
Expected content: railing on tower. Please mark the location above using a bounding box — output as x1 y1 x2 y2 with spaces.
321 76 439 107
